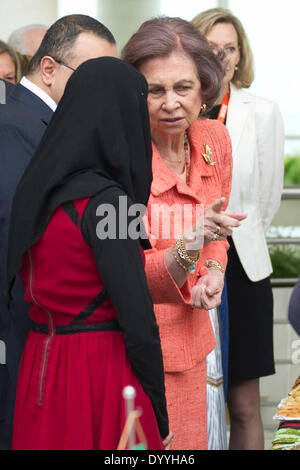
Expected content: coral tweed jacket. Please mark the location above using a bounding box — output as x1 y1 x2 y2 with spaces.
144 119 233 372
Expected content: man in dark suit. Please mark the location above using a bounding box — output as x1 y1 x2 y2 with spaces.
0 14 117 449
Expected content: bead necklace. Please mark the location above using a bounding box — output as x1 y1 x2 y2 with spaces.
160 131 191 184
184 131 191 185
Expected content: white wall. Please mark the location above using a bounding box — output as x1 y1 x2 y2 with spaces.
0 0 218 52
0 0 58 42
96 0 161 53
96 0 219 52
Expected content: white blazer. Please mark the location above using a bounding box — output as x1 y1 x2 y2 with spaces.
226 83 285 282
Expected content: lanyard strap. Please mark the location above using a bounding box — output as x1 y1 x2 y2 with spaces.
217 90 230 123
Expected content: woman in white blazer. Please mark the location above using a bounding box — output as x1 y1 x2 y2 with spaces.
192 8 284 450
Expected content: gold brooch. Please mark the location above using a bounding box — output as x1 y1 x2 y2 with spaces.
202 143 215 166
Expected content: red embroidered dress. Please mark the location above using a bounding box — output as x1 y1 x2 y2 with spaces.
12 194 167 450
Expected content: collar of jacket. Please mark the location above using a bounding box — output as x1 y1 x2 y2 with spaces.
227 83 252 155
151 120 215 198
9 83 54 126
229 82 253 105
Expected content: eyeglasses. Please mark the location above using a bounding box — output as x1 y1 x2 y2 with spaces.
210 46 237 59
49 56 76 72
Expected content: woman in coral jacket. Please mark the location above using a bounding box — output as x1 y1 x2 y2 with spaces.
192 8 285 450
122 17 246 450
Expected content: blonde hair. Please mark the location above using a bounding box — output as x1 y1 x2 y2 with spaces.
191 8 254 89
0 40 21 83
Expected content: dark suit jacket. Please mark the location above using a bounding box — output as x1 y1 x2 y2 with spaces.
0 79 15 103
0 81 53 449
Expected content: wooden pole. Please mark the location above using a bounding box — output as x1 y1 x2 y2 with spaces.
123 385 136 450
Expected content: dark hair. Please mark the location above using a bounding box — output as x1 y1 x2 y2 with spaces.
121 16 224 111
27 14 115 74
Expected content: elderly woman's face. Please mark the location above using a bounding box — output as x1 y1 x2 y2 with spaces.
0 52 16 83
205 22 240 86
139 51 202 137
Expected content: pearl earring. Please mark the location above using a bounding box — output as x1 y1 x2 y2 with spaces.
200 104 207 114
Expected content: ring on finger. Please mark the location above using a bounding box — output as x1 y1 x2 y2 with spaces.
216 226 221 236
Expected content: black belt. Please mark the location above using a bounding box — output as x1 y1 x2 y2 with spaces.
31 319 122 335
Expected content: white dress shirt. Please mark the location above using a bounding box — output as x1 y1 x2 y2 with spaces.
20 76 57 112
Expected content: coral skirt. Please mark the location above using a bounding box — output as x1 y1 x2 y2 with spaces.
165 359 208 450
12 329 163 450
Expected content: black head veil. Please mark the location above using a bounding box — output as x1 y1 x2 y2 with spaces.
7 57 153 297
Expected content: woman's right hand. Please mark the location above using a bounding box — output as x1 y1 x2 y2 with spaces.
162 431 174 450
183 198 246 252
203 197 247 244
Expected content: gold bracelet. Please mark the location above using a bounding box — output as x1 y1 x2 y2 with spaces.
205 259 225 274
175 234 200 266
173 252 190 273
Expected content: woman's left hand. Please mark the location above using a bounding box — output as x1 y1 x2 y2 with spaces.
162 431 174 450
191 269 224 310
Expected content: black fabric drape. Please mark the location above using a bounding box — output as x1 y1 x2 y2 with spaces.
81 187 169 439
7 57 153 297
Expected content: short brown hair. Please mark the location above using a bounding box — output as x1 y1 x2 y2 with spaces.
192 8 254 89
121 16 224 111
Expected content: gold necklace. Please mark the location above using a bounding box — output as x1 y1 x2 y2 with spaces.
184 131 191 185
183 131 189 162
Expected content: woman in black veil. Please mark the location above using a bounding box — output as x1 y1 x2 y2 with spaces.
7 57 171 450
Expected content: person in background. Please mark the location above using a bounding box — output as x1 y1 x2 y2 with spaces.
0 78 15 103
8 24 47 57
14 52 31 77
6 57 172 450
0 40 20 83
122 16 246 450
8 24 47 77
0 14 117 450
192 7 284 450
